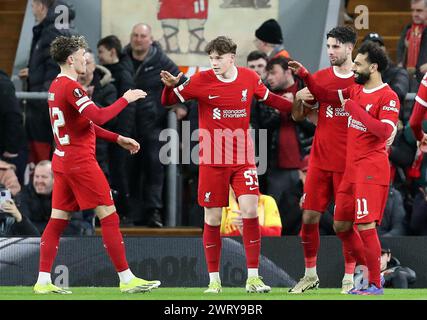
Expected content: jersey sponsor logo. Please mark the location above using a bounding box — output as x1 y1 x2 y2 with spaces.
48 92 55 101
241 89 248 102
382 106 399 113
73 88 84 98
348 115 367 132
213 108 221 119
209 95 220 99
326 106 334 118
383 100 398 113
334 106 349 117
204 192 211 202
212 108 247 119
223 109 247 118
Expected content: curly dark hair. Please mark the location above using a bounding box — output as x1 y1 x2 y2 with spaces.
50 35 88 65
205 36 237 55
357 41 388 72
326 26 357 45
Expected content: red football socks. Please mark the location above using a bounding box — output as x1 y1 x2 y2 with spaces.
359 228 382 288
336 226 367 266
203 223 222 273
242 217 261 269
100 213 129 272
39 218 69 273
301 223 320 268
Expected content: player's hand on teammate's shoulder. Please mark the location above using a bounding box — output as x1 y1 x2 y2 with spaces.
117 135 140 155
160 70 183 87
123 89 147 103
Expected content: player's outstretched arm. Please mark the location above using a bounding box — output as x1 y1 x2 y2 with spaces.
263 91 293 113
81 89 147 125
289 61 345 104
160 70 184 106
117 135 140 155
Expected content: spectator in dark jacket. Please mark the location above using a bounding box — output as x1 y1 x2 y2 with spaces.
0 183 40 236
18 0 76 165
0 70 27 184
377 186 408 236
396 0 427 89
262 57 314 235
97 36 136 223
15 160 93 235
123 23 186 227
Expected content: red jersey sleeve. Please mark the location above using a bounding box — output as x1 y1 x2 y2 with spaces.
415 74 427 108
65 81 94 113
173 72 201 102
409 74 427 140
252 72 269 102
378 92 400 146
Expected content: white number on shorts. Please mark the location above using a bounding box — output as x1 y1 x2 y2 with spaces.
356 198 369 215
50 107 70 145
244 169 259 186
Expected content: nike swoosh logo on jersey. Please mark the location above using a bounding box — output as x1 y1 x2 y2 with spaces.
249 187 258 191
250 239 260 244
205 244 216 249
208 95 220 99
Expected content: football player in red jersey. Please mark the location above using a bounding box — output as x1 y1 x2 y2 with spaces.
160 36 293 293
290 41 400 295
409 73 427 152
289 26 361 294
33 35 161 294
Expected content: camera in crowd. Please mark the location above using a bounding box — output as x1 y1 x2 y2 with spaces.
0 184 12 216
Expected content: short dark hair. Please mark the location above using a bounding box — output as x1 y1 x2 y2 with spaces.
266 56 291 72
97 35 123 57
205 36 237 55
247 50 268 63
33 0 55 8
327 26 357 45
50 35 88 65
357 41 388 72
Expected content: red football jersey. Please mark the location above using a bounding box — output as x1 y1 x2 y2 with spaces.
48 74 98 173
173 66 269 166
157 0 208 19
340 83 400 185
310 67 354 172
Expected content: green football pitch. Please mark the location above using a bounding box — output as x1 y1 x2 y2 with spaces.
0 287 427 300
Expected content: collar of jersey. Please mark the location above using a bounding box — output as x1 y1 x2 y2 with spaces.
215 65 238 83
57 73 77 81
332 66 354 79
362 82 388 94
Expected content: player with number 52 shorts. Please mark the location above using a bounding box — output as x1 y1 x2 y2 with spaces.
161 36 293 294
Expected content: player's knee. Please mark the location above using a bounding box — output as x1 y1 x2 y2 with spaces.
302 210 321 224
333 221 352 233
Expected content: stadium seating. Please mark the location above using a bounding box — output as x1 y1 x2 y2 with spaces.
347 0 412 62
0 0 26 75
